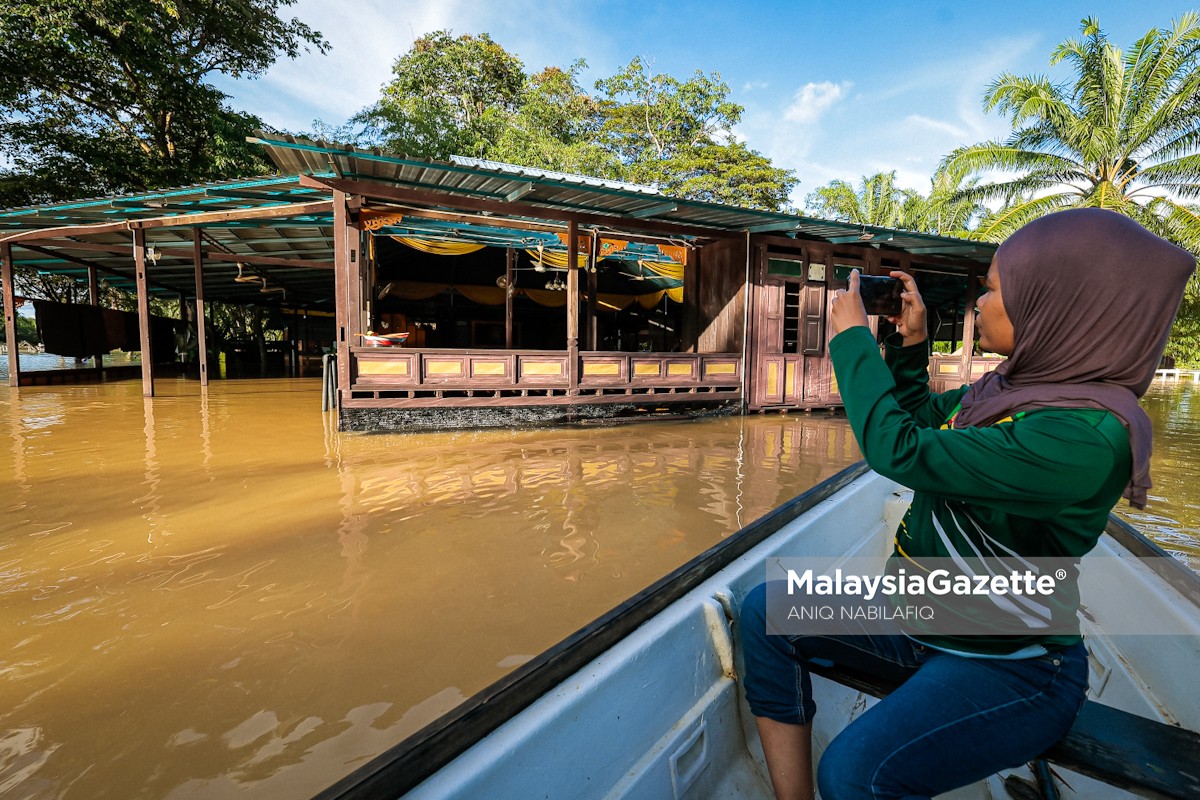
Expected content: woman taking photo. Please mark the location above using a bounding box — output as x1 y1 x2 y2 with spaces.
739 208 1195 800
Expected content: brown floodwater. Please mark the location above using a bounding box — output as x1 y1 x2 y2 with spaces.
1 378 1196 799
1114 381 1200 570
0 379 861 799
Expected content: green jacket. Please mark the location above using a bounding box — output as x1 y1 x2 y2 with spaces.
829 327 1132 655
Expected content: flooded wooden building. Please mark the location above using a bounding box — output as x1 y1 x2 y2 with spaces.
1 136 998 431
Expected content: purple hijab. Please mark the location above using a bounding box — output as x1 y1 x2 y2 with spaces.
953 208 1195 508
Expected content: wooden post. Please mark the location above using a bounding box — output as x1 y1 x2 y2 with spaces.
87 265 99 303
566 219 579 393
505 247 514 348
192 229 210 386
332 191 357 410
586 231 598 350
682 246 699 353
88 265 104 378
2 242 19 387
959 264 979 382
133 228 155 397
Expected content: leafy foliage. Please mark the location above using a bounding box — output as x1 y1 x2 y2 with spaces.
0 0 327 206
353 37 795 210
900 162 988 238
1165 298 1200 367
594 58 795 209
490 62 619 178
804 171 917 227
942 14 1200 247
0 312 40 345
357 30 525 159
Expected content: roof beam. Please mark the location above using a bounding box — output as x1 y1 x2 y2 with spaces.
629 202 678 219
905 245 985 255
20 244 180 293
746 220 803 234
11 238 333 270
365 204 692 249
827 234 883 244
301 175 738 240
0 200 333 244
201 251 334 270
504 182 536 202
132 200 332 229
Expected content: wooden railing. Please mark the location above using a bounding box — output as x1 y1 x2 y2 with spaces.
928 353 1004 392
347 347 741 407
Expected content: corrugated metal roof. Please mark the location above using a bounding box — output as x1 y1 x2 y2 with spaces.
251 134 996 263
448 155 660 195
0 136 996 309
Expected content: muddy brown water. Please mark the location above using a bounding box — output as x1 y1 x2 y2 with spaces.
1 378 1195 798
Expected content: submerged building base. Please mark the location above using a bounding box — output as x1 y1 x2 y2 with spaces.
339 400 739 433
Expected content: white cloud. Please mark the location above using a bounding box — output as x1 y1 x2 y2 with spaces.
742 80 770 93
213 0 474 131
903 114 968 140
783 81 851 125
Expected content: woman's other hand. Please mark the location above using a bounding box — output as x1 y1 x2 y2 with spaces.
830 270 870 335
886 270 927 346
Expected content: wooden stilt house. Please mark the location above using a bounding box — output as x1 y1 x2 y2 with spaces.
0 136 997 431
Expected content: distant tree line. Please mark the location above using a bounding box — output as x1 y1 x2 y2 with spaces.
314 31 797 210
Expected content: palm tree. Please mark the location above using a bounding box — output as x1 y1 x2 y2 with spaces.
804 171 916 228
943 15 1200 250
901 161 988 238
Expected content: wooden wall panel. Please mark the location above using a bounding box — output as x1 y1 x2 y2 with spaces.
696 237 747 354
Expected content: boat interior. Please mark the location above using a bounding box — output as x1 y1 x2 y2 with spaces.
317 466 1200 800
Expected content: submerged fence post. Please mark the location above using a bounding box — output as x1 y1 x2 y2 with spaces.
321 352 338 412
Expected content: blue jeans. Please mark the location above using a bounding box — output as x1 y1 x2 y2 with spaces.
739 582 1089 800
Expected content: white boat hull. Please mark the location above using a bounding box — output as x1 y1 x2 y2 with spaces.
321 467 1200 800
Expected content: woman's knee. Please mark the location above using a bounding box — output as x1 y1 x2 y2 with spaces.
816 733 874 800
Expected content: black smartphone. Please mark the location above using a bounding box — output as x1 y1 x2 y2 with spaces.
857 274 903 316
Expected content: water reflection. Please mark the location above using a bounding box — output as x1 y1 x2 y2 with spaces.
0 380 858 798
2 377 1191 797
1115 381 1200 569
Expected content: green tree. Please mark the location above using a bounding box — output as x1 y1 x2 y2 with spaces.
0 313 40 346
805 171 917 227
943 15 1200 246
900 162 987 237
359 30 525 159
595 57 795 209
490 62 619 178
0 0 327 206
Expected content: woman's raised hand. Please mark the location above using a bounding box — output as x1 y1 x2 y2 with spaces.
829 270 870 335
887 270 927 346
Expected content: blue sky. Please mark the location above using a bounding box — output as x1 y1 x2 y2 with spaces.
211 1 1196 207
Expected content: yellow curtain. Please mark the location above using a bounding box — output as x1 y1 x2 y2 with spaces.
379 280 449 301
456 285 507 306
375 283 679 308
640 259 685 281
524 248 589 269
393 236 486 256
521 289 569 307
592 294 636 312
637 290 666 309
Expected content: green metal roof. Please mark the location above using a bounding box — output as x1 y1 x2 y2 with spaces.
251 134 996 263
0 136 996 309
